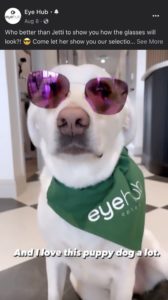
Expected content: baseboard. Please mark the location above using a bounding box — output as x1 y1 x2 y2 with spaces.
15 175 26 196
0 180 17 198
0 176 26 198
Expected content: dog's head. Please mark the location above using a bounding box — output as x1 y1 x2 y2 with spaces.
28 64 135 188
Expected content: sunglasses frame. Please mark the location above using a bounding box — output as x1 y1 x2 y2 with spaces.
27 70 128 115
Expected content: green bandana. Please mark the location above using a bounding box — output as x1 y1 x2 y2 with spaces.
47 148 145 251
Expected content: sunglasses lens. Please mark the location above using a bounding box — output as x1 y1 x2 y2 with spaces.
85 78 128 115
27 71 70 108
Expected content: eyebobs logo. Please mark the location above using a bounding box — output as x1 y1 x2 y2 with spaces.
5 8 22 24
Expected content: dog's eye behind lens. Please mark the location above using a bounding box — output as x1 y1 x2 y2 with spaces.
85 77 128 115
50 82 61 95
95 82 112 98
28 72 70 109
114 79 128 97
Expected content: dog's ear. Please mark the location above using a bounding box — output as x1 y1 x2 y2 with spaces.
27 104 41 148
122 97 136 145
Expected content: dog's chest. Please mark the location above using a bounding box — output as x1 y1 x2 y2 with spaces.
37 193 127 284
38 194 112 253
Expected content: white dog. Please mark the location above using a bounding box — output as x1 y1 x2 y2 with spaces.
27 64 168 300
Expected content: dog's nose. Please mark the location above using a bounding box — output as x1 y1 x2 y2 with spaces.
57 107 90 136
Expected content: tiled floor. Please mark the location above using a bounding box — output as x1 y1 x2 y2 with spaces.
0 157 168 300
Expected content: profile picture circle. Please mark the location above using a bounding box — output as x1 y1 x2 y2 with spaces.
5 8 22 24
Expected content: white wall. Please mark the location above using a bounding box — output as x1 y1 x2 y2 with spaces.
30 50 58 171
116 50 146 156
31 50 58 71
133 50 146 155
0 51 14 181
0 50 26 198
115 50 127 80
127 50 146 155
17 50 31 94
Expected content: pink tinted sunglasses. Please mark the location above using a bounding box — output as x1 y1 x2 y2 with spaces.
27 70 128 115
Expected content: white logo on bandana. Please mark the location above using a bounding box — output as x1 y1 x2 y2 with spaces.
88 181 142 222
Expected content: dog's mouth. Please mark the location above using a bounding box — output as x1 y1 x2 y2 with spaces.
60 144 91 155
57 135 103 157
58 144 103 158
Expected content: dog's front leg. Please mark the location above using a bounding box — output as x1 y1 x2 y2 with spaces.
110 271 135 300
46 256 67 300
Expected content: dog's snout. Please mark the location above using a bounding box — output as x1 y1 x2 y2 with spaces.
57 107 90 136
